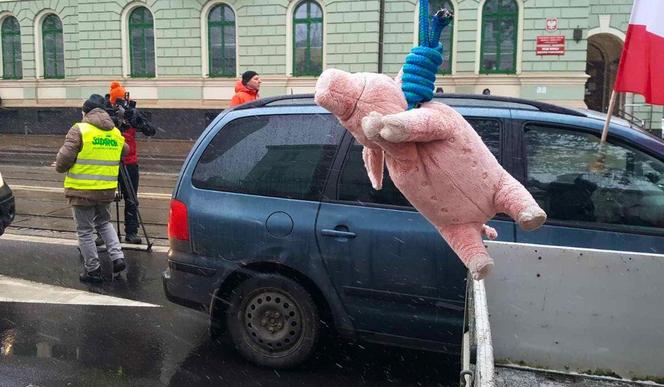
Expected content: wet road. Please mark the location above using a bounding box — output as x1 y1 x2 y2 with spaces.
0 238 460 387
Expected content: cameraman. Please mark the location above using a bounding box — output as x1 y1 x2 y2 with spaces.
108 81 155 244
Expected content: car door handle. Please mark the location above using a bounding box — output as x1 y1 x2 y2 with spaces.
321 229 357 239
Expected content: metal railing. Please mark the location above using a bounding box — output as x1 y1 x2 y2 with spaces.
616 107 645 129
620 103 662 131
461 278 496 387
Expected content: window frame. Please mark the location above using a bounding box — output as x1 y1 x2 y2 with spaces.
128 6 155 78
522 121 664 236
1 16 22 80
42 14 64 79
207 3 236 78
479 0 518 74
292 0 324 77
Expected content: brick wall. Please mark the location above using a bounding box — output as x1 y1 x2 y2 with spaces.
521 0 590 73
78 1 121 77
236 1 287 76
382 0 415 76
589 0 633 30
454 0 478 74
326 0 380 73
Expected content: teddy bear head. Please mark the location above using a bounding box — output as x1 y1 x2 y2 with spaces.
315 69 407 129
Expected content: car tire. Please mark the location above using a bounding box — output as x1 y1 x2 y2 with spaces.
225 274 320 369
209 318 225 340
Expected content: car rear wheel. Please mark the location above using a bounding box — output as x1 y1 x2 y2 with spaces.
225 274 320 368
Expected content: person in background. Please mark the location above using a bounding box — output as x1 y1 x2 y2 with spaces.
229 70 261 107
55 94 129 283
105 81 149 244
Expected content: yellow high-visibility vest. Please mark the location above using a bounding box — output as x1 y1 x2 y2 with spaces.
64 122 125 190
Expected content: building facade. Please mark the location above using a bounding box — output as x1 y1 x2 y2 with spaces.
0 0 661 134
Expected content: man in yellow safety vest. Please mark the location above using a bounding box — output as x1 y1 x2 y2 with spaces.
55 94 130 283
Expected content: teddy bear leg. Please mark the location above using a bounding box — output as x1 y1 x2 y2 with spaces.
494 173 547 231
438 223 495 280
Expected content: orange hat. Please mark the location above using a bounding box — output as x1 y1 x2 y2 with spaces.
109 81 126 105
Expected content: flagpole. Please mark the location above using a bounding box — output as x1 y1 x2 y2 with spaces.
600 90 618 143
590 90 618 172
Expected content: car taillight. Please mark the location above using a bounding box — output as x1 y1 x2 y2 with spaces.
168 199 189 241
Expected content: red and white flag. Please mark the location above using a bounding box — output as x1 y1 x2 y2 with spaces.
613 0 664 105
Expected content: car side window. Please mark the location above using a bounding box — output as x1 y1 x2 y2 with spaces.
337 117 502 207
525 124 664 231
192 114 344 200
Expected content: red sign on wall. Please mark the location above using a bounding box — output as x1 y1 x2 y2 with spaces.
536 35 565 55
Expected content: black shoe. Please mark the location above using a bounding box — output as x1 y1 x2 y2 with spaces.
80 267 103 283
95 236 105 246
113 258 126 274
124 234 142 244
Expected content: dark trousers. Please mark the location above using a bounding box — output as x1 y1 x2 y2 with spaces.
119 163 140 235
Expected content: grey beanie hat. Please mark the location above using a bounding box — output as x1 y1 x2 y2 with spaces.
83 94 106 114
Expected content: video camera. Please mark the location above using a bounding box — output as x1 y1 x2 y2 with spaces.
104 92 157 137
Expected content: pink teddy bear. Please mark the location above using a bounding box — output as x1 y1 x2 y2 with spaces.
314 69 547 280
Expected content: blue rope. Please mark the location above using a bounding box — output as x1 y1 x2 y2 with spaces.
402 0 452 109
419 0 429 47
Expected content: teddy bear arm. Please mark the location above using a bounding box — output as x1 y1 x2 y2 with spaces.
381 108 455 143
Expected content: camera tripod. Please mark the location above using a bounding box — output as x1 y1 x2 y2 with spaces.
114 163 154 252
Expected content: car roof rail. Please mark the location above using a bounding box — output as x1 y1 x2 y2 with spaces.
433 93 586 117
233 93 586 117
232 94 317 110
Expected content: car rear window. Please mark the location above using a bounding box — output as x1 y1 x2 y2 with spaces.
192 113 344 200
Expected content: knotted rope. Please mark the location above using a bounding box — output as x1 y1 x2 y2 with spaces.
401 0 452 109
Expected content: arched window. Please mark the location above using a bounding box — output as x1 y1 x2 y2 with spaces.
42 14 64 79
129 7 155 78
293 0 323 76
480 0 518 74
1 16 22 79
429 0 454 74
208 4 236 77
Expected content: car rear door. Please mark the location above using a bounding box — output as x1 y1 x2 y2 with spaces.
315 110 515 349
183 109 345 267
